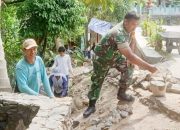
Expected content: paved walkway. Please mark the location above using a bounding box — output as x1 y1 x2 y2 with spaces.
161 26 180 78
162 25 180 32
136 26 180 79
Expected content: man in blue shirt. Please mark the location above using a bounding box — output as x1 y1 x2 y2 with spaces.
15 38 54 98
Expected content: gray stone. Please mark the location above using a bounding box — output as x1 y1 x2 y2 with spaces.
107 116 113 123
141 81 150 90
166 82 173 88
112 117 121 124
165 74 172 82
150 81 166 97
119 110 129 118
104 119 113 128
45 120 60 129
73 97 84 110
0 99 39 130
167 84 180 94
3 100 18 105
90 117 101 125
117 104 129 111
111 109 119 119
151 76 165 82
126 107 133 115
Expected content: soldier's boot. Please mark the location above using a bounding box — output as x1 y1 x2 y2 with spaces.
83 100 96 118
117 83 135 102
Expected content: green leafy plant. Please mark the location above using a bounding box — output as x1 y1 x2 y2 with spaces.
81 0 114 11
141 18 165 51
71 47 86 66
1 5 22 86
44 50 56 67
17 0 87 57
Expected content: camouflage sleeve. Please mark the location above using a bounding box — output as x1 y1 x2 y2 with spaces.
116 34 129 49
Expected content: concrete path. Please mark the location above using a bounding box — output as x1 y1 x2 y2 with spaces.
162 25 180 32
136 26 180 79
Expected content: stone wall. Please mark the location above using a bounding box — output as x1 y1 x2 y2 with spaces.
0 92 73 130
0 99 39 130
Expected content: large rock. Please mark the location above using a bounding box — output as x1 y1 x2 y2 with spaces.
0 92 73 130
150 80 167 97
166 83 180 94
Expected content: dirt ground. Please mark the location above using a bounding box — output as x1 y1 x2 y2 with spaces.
69 65 180 130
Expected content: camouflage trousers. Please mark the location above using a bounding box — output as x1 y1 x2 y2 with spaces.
88 56 134 101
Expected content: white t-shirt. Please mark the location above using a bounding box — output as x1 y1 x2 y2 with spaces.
52 54 73 75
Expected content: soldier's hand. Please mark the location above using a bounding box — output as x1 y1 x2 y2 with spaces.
148 65 158 73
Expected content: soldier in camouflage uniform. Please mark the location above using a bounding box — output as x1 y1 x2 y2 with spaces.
83 11 158 118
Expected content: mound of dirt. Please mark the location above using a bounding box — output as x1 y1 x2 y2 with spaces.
69 66 180 130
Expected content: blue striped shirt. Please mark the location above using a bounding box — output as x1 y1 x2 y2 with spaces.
15 56 54 97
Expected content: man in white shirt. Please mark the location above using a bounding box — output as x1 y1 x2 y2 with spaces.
50 46 73 96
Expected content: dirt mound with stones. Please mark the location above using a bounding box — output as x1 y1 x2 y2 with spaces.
69 66 180 130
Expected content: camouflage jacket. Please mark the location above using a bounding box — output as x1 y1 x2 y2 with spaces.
94 22 133 63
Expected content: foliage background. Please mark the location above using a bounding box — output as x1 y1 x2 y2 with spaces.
1 5 22 86
1 0 141 86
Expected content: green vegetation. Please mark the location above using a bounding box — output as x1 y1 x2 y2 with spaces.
1 5 22 85
141 18 165 51
17 0 86 57
96 0 134 22
1 0 142 85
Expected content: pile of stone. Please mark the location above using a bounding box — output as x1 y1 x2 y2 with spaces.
83 103 133 130
133 69 180 96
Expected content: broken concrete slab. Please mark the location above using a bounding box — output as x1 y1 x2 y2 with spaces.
150 80 166 97
0 92 73 130
136 88 180 121
168 58 180 79
167 83 180 94
151 93 180 121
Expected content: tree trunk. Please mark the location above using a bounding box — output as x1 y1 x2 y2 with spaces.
1 1 12 92
39 37 47 58
0 33 12 92
39 32 48 58
55 37 63 51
